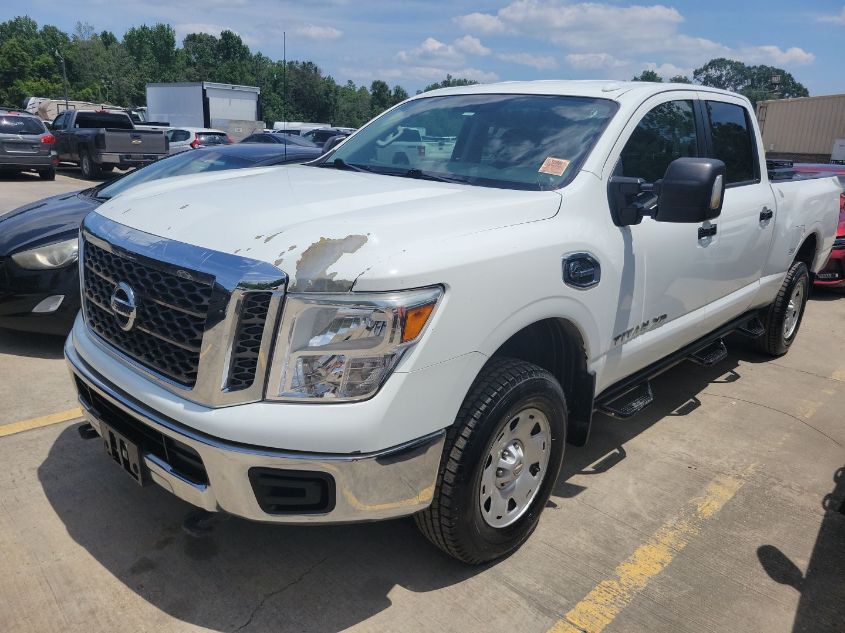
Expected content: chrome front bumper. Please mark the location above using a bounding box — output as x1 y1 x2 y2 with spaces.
66 339 445 523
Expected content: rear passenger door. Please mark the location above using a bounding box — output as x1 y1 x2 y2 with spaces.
699 96 775 325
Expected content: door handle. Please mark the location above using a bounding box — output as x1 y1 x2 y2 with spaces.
760 207 774 221
698 225 717 240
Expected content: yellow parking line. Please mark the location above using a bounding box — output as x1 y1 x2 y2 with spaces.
0 407 83 438
548 471 748 633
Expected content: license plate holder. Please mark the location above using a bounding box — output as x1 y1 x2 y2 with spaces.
101 423 148 486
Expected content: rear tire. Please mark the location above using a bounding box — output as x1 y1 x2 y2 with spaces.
415 357 566 564
756 260 810 356
79 150 101 179
38 167 56 181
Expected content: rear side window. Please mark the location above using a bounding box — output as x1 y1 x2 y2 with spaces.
0 115 46 135
167 129 191 143
706 101 756 184
619 100 698 183
198 133 229 145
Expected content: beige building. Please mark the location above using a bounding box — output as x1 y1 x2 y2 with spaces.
756 93 845 163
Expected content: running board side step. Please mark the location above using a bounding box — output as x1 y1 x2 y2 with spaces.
736 316 765 338
596 381 654 419
687 339 728 367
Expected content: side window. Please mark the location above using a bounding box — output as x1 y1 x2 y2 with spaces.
619 100 698 182
174 130 191 142
52 113 67 129
706 101 756 184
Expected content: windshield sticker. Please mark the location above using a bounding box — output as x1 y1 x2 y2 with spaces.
539 157 570 176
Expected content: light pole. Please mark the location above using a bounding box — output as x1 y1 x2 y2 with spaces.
55 49 69 110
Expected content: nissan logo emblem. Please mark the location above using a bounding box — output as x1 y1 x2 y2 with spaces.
110 281 137 332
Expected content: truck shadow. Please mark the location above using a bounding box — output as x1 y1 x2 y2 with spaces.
33 345 804 631
0 329 66 360
38 426 481 632
756 466 845 632
554 351 743 498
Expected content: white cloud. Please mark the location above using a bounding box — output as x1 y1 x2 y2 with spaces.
396 37 464 65
454 12 505 34
454 35 491 56
738 46 815 66
565 53 628 70
379 65 498 83
818 6 845 24
641 62 692 79
455 0 814 76
497 52 558 70
294 25 343 40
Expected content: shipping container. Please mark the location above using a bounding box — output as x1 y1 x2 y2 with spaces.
756 94 845 163
146 82 261 129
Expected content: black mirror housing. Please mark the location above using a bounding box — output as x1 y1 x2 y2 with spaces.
653 157 726 223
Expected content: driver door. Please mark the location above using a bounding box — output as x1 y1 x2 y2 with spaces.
604 92 714 372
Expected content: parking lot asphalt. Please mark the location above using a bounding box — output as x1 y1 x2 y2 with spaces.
0 168 96 215
0 177 843 633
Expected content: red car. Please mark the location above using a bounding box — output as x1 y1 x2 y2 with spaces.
792 164 845 289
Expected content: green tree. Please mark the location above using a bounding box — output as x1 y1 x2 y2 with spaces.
669 75 691 84
422 74 479 92
693 57 808 105
632 70 663 82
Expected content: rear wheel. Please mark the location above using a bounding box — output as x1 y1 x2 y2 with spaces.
756 260 810 356
79 150 101 179
38 167 56 181
415 357 566 564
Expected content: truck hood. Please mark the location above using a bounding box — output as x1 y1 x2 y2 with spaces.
94 164 562 291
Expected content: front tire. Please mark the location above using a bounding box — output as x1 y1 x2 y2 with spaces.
415 357 566 564
756 260 810 356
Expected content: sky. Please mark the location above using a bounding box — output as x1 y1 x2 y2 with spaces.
5 0 845 95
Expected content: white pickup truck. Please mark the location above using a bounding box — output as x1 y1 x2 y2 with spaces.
66 81 841 564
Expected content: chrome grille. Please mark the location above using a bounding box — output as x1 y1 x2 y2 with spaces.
227 292 273 391
82 239 212 387
79 213 287 407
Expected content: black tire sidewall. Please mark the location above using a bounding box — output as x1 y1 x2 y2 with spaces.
772 262 810 354
454 375 566 560
80 151 91 178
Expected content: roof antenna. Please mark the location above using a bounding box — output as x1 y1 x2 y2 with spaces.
282 31 287 161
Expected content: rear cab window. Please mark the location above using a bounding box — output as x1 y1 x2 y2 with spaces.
75 112 134 129
705 100 758 185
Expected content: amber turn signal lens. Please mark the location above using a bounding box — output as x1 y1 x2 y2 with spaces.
402 303 435 343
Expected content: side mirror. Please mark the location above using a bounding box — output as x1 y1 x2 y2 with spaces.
608 157 726 226
321 135 346 153
654 157 725 223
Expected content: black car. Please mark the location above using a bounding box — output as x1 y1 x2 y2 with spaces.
0 143 322 335
240 131 319 147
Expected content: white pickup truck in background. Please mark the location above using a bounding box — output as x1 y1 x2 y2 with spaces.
66 81 841 564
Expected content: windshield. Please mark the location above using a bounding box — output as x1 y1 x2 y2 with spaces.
0 115 46 135
327 94 617 190
97 148 256 200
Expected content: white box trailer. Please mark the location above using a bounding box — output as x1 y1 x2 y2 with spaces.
146 82 260 128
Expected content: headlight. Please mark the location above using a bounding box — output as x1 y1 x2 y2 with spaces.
11 237 79 270
267 286 442 402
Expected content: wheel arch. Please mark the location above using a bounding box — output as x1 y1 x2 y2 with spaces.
489 317 596 446
794 231 818 272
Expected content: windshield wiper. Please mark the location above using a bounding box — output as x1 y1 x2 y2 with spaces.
317 158 372 173
401 168 469 184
